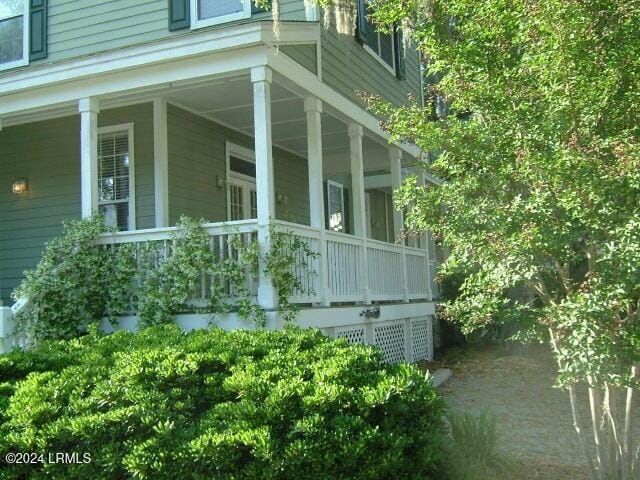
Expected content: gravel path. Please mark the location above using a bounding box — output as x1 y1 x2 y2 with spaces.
429 346 591 480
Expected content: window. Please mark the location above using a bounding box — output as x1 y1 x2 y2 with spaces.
327 180 345 233
191 0 251 29
226 142 257 221
98 124 135 231
360 0 396 73
0 0 28 70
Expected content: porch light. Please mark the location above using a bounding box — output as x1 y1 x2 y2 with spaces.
277 194 288 205
11 178 28 194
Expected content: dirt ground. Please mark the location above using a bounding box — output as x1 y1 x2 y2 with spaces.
422 345 591 480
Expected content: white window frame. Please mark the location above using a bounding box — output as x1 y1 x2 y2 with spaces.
97 123 136 231
190 0 251 30
226 141 257 220
363 36 396 76
0 0 29 72
326 179 346 233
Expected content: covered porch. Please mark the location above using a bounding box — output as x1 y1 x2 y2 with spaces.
0 36 437 361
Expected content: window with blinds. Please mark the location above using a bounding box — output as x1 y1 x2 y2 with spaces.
98 126 134 231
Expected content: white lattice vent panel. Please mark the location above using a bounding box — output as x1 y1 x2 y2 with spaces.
411 318 430 362
373 321 406 364
335 326 366 345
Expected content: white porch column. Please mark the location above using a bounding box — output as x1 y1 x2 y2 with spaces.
305 97 330 306
153 98 169 227
420 170 435 301
348 123 370 304
389 146 404 240
390 146 409 302
79 97 100 218
251 66 278 310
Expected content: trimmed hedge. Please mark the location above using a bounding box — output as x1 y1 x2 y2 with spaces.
0 326 446 479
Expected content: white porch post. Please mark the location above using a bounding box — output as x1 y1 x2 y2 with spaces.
252 66 278 310
389 146 404 240
305 97 330 306
389 146 409 302
420 169 434 300
79 97 100 218
153 98 169 227
348 123 371 304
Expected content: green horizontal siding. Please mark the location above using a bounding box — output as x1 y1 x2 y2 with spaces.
0 104 155 303
0 116 80 302
280 44 317 74
167 104 310 226
29 0 308 66
320 21 421 107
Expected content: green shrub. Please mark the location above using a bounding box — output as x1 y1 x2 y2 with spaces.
445 410 512 480
0 326 447 479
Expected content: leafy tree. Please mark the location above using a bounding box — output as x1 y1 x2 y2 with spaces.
336 0 640 478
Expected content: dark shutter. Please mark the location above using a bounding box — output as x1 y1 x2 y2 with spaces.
343 187 351 235
394 27 405 80
323 181 329 230
356 0 367 44
169 0 190 31
252 0 271 14
29 0 47 61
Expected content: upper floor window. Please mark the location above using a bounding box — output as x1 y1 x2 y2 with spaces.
191 0 251 29
358 0 396 74
0 0 28 70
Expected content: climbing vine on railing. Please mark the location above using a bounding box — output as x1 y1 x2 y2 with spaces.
137 216 213 328
266 224 318 323
12 216 317 341
11 216 135 341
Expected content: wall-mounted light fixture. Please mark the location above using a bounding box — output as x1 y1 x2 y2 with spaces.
277 193 288 205
216 176 225 189
11 178 28 194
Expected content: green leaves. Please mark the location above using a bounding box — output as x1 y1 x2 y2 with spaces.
0 326 447 479
362 0 640 386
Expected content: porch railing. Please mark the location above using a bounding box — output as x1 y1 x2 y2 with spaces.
92 218 434 309
273 220 433 305
95 219 260 304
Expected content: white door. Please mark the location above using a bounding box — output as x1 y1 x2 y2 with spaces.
228 178 257 220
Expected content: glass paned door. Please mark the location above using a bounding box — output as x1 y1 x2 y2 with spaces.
228 179 257 221
327 180 345 233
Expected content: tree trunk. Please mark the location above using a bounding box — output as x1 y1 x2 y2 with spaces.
623 366 638 480
589 383 607 480
569 384 598 480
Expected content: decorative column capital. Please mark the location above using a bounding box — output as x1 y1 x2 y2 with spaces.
250 66 273 84
304 97 323 114
348 123 363 139
78 97 100 114
388 145 402 161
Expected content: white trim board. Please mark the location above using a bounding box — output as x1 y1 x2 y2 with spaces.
0 22 320 97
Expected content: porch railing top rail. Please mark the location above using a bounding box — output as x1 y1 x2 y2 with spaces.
94 219 259 245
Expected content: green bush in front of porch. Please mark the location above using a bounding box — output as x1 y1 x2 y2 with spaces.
0 325 447 479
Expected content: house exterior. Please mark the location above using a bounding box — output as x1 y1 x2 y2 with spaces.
0 0 439 362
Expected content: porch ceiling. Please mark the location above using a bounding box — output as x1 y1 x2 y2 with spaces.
159 75 415 177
